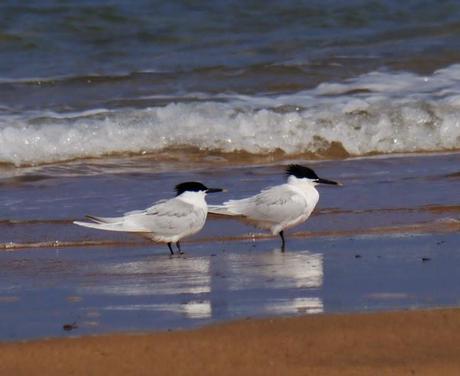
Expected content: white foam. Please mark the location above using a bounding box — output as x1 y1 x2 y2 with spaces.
2 65 460 166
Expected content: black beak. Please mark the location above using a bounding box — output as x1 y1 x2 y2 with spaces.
206 188 224 193
317 178 342 186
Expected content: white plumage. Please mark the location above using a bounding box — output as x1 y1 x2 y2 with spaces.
74 182 223 255
209 165 340 250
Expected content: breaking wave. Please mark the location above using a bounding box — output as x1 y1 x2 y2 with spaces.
2 65 460 166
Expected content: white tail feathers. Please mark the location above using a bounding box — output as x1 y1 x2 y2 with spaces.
207 205 239 216
85 215 124 223
74 216 147 233
73 220 128 232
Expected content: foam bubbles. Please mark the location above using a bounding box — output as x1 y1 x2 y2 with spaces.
1 65 460 166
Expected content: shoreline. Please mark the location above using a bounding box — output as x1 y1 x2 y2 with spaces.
1 153 459 343
2 207 459 250
2 308 460 375
1 149 459 176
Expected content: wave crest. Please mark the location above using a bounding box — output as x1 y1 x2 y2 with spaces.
2 65 460 166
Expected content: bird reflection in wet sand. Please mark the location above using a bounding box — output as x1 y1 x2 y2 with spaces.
74 182 223 255
209 165 341 251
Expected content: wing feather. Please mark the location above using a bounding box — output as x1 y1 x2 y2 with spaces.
75 197 206 241
125 198 206 237
224 185 308 225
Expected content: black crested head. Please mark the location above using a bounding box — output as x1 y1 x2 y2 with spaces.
286 164 341 185
286 164 319 180
175 181 208 196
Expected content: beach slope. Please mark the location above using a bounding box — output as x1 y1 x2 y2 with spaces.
2 308 460 375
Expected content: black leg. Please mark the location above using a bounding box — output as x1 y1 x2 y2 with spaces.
176 241 184 255
279 230 286 252
167 242 174 255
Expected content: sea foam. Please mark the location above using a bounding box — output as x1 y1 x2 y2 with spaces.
1 65 460 166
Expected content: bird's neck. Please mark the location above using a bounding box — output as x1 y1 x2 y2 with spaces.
177 191 207 207
287 176 319 199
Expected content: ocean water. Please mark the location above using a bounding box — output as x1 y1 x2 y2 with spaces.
1 1 460 340
1 0 460 166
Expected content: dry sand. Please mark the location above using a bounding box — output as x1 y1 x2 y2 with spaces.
2 308 460 375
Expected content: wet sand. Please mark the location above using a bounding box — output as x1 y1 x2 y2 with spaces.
0 231 459 340
2 152 460 248
0 154 460 372
0 152 459 341
2 308 460 375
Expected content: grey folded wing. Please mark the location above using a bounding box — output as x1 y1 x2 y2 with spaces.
232 186 308 224
125 198 206 236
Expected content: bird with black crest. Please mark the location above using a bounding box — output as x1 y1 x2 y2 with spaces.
208 165 341 251
74 182 223 255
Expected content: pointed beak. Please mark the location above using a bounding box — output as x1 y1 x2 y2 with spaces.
317 178 342 186
206 188 225 193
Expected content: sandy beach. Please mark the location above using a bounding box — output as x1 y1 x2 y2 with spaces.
2 2 460 375
2 308 460 375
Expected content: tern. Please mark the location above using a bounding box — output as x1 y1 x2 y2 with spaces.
208 165 340 251
74 181 223 255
